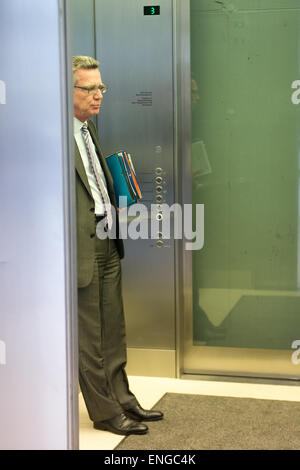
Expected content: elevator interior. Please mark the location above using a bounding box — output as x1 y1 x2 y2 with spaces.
70 0 300 382
70 0 178 378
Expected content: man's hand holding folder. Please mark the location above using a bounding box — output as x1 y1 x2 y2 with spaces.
105 151 142 208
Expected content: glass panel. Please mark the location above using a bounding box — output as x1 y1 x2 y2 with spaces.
189 0 300 378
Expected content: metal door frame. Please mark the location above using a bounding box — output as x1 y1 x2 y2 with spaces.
173 0 192 378
0 0 78 449
61 0 79 448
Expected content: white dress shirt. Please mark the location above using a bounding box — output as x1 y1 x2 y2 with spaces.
74 117 110 215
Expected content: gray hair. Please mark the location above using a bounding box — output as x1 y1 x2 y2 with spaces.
72 56 100 85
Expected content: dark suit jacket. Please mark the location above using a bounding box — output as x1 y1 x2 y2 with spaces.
75 119 124 288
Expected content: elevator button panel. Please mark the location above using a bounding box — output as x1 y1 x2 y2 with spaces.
154 166 169 247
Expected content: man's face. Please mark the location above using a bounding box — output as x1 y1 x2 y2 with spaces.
73 68 103 122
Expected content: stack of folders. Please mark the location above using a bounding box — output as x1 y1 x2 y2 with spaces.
105 151 142 208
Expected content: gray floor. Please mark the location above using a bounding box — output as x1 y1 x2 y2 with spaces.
117 392 300 450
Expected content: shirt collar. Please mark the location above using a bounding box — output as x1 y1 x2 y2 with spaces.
74 117 87 134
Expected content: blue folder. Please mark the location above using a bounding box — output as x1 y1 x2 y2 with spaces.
105 151 142 208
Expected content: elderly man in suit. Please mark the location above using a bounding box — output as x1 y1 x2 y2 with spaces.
73 56 163 436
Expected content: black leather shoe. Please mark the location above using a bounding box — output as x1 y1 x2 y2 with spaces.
125 403 164 422
93 412 148 436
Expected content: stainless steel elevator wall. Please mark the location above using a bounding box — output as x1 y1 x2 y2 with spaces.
95 0 176 376
70 0 177 376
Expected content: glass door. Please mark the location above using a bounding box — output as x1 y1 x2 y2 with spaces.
183 0 300 380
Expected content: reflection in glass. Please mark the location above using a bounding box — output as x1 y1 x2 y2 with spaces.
190 1 300 358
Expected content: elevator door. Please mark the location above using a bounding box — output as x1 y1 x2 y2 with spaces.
184 0 300 380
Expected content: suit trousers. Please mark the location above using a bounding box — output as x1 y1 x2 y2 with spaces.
78 231 137 422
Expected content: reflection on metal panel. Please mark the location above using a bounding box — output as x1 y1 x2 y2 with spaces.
95 0 176 350
0 0 77 449
69 0 95 57
126 348 176 378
